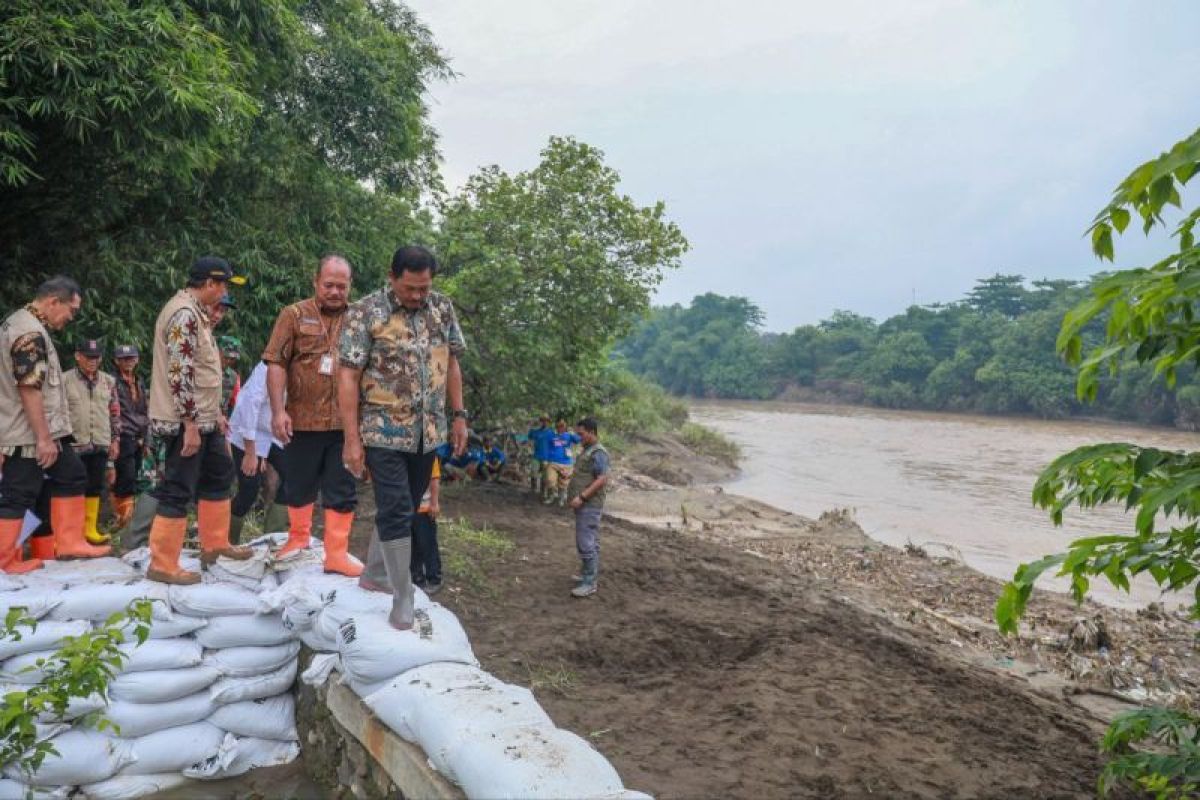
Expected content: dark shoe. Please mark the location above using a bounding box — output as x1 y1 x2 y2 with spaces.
425 580 443 596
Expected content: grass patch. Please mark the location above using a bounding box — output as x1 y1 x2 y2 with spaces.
679 421 741 467
440 516 514 595
524 662 581 698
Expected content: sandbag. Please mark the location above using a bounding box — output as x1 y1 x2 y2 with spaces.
193 614 293 649
0 620 90 659
80 773 190 800
362 662 553 769
117 638 203 673
206 548 275 592
105 691 215 738
183 737 299 780
117 722 233 775
444 725 626 800
0 649 56 684
6 729 136 786
168 583 265 617
1 682 104 723
209 659 297 704
110 665 220 703
0 779 70 800
47 582 172 622
336 609 476 687
0 589 60 621
36 557 139 586
202 641 300 678
112 615 207 641
208 694 297 740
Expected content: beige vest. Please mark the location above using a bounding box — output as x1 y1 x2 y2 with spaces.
149 290 223 425
0 308 71 447
65 368 115 449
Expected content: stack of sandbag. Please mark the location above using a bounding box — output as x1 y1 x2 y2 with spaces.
0 553 301 799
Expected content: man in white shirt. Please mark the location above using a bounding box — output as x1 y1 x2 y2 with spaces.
226 361 288 544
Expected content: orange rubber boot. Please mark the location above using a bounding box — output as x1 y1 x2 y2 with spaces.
198 498 252 565
52 496 111 559
29 534 55 561
278 504 314 559
112 495 134 530
322 509 362 577
146 516 198 584
0 518 42 574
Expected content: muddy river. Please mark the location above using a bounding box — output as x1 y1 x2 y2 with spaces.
690 400 1199 608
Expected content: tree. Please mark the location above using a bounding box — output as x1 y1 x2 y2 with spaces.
966 273 1027 318
437 136 688 421
994 126 1200 797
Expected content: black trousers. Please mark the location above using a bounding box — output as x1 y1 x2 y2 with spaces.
230 442 288 518
364 447 436 542
151 429 234 518
113 434 141 498
284 430 355 512
79 451 107 498
0 442 86 520
411 512 441 584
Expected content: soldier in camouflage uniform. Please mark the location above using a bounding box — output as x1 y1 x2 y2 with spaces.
566 417 610 598
218 335 241 420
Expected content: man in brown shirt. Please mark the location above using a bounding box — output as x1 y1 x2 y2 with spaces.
263 254 360 576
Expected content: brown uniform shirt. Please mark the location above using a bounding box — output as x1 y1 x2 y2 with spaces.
262 298 346 431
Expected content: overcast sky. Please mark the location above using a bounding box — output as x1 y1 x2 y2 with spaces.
407 0 1200 332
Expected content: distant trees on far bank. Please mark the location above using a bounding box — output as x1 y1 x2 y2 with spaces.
618 274 1199 429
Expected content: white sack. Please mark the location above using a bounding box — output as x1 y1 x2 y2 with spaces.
111 615 206 641
183 736 299 780
110 665 220 703
6 729 136 786
0 620 91 659
105 691 215 738
36 557 139 586
193 614 293 649
47 582 171 622
49 691 105 722
300 653 339 687
0 779 70 800
209 694 297 740
209 659 297 704
337 609 476 687
80 773 190 800
445 725 626 800
117 722 233 775
117 638 203 673
168 583 265 617
0 590 60 621
202 641 300 678
0 650 56 684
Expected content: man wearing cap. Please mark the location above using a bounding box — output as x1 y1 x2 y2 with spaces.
218 335 242 421
144 257 251 584
63 339 120 545
263 253 360 576
111 344 147 530
0 276 110 572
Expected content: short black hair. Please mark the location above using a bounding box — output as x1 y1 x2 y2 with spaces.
35 275 81 302
576 417 598 435
390 246 438 278
317 253 351 277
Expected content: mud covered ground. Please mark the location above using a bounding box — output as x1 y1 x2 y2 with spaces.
347 470 1124 799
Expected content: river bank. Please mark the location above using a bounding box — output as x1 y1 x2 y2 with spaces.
336 430 1200 798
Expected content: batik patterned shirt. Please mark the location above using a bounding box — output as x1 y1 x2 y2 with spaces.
10 304 50 390
152 304 219 436
339 288 466 453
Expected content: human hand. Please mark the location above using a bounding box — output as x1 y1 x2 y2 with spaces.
429 499 440 519
108 440 120 461
272 410 293 445
451 416 468 457
181 421 201 457
342 438 365 480
569 495 584 510
241 451 262 478
35 437 59 469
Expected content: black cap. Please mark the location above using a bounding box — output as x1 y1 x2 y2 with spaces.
189 256 246 286
76 339 102 358
114 344 139 359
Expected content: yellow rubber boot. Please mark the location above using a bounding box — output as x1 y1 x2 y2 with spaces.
83 496 110 545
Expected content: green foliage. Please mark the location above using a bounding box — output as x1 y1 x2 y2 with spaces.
678 421 741 467
437 515 514 597
1099 708 1200 798
1 600 152 775
437 136 688 422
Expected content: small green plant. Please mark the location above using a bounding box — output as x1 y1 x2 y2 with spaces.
679 422 741 467
439 517 514 596
524 662 580 697
0 600 152 776
1098 708 1200 799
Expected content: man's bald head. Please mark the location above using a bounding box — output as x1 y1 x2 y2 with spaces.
314 253 352 311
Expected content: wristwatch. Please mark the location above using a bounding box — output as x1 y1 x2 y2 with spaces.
451 409 469 421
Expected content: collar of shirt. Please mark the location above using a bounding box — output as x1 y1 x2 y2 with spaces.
386 287 430 315
23 303 49 327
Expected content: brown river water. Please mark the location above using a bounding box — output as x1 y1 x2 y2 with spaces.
690 400 1199 609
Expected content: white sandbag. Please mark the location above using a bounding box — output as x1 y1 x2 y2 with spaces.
209 659 297 704
50 691 106 722
0 649 56 683
0 589 60 621
202 641 300 678
117 638 203 673
6 729 136 786
110 665 220 703
209 694 297 740
259 582 330 631
300 653 339 687
0 779 70 800
47 581 172 622
183 736 299 780
80 773 190 800
362 662 553 768
117 722 232 775
205 547 273 590
36 557 139 586
168 583 265 617
205 564 279 593
445 725 626 800
337 608 476 687
0 620 90 659
105 691 216 738
193 614 293 649
111 615 206 641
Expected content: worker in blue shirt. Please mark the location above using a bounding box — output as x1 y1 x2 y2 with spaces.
543 419 581 506
526 415 553 496
477 436 507 482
